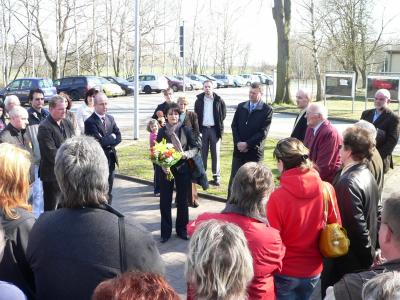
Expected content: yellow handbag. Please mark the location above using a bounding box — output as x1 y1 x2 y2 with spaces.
319 182 350 258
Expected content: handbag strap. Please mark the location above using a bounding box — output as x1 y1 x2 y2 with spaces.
322 182 338 223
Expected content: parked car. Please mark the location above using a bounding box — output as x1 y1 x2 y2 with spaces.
201 75 222 88
0 77 57 105
253 72 274 85
97 77 125 97
165 75 192 92
133 74 168 94
212 74 235 87
187 74 209 87
104 76 135 95
54 76 102 101
176 75 203 90
239 74 261 85
233 75 247 87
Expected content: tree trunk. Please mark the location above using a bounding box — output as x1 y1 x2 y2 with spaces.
273 0 292 104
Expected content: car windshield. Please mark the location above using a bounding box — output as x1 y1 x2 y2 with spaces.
88 77 102 86
99 77 111 84
113 77 130 84
39 79 54 88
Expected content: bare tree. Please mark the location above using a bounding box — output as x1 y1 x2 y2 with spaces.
273 0 292 104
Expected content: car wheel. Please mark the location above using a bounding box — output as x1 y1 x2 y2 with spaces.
143 85 152 94
70 90 80 101
189 85 194 91
172 85 178 92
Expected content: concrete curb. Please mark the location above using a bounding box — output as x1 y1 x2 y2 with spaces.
115 174 227 203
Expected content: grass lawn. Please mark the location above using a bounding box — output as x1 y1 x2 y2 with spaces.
273 99 400 121
118 133 400 199
118 133 279 198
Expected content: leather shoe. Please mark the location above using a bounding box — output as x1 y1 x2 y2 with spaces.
209 179 220 187
192 201 199 208
160 237 169 243
177 233 189 240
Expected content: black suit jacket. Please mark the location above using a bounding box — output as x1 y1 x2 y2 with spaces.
194 92 226 139
84 113 121 167
38 116 75 182
290 110 307 142
361 108 400 172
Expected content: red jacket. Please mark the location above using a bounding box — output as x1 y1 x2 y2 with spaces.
187 207 285 300
304 120 342 183
267 167 341 277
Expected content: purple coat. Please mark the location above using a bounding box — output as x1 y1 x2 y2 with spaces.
304 120 342 183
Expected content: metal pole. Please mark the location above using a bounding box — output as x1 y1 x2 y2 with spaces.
182 22 185 92
133 0 140 140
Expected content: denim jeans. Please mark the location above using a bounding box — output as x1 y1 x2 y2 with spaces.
274 274 320 300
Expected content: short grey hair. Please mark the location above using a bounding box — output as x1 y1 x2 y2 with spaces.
8 106 28 119
354 120 377 140
4 95 20 107
362 271 400 299
94 92 107 105
49 95 65 109
297 89 311 101
381 193 400 243
375 89 391 100
307 102 328 120
229 162 274 218
186 220 254 300
55 136 109 208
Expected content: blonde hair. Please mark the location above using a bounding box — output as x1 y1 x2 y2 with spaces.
177 96 189 105
273 137 313 171
0 143 31 219
186 220 254 300
146 118 159 132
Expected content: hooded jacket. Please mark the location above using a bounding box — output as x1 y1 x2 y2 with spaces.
267 167 341 277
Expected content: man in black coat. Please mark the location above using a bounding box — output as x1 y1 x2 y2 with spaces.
290 89 311 142
85 92 121 205
37 95 75 211
326 194 400 300
194 80 226 186
228 82 273 196
361 89 400 173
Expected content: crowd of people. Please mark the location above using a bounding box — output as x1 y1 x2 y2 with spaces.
0 81 399 299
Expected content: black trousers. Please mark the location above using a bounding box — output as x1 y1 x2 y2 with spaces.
43 181 61 211
159 164 190 239
108 162 115 205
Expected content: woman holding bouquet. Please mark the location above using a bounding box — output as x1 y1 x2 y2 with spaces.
157 103 199 243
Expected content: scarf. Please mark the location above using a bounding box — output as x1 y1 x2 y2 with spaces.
165 122 184 152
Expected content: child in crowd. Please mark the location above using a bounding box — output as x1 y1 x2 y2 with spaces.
147 119 160 196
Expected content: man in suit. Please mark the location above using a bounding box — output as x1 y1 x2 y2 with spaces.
228 82 273 197
194 80 226 186
361 89 400 173
304 103 342 183
85 92 121 204
37 95 75 210
291 89 311 142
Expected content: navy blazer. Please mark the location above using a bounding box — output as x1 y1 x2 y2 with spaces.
290 111 307 142
84 113 121 166
38 115 75 181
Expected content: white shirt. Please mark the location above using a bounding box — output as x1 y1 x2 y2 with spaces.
313 120 324 135
202 94 215 126
76 103 94 133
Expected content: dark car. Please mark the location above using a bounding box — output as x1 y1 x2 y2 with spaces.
0 77 57 105
104 76 135 95
54 76 102 101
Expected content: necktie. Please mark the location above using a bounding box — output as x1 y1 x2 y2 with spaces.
101 117 106 131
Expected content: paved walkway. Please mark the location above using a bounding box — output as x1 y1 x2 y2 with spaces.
111 165 399 299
